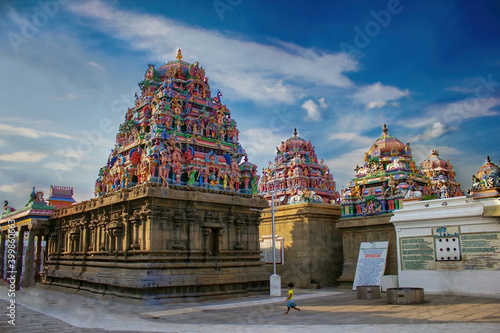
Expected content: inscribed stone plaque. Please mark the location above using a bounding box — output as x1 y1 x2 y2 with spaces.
352 241 389 290
400 237 436 270
461 233 500 270
260 236 284 264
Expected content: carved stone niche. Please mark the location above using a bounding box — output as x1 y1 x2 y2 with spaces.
233 215 246 250
171 208 186 250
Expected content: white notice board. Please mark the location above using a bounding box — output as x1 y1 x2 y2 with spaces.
352 241 389 290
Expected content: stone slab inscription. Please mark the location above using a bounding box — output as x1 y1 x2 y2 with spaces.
400 237 436 271
461 233 500 270
352 241 388 290
260 236 284 264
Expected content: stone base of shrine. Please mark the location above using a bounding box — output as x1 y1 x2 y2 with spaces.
336 213 398 288
259 203 343 289
42 257 269 303
42 184 270 303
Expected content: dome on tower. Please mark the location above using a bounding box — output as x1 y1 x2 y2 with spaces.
366 124 411 163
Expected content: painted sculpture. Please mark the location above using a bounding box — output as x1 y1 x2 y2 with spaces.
419 150 464 199
258 128 339 205
341 124 429 217
469 156 500 199
94 50 258 196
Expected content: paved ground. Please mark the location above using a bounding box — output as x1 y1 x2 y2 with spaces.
0 284 499 332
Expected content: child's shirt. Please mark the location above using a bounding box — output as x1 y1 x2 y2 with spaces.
288 289 293 300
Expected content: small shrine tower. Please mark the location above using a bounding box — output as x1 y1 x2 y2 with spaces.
258 129 342 289
259 128 339 205
419 150 464 198
47 186 76 209
341 124 428 217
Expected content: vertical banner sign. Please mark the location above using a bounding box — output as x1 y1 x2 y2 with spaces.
352 241 389 290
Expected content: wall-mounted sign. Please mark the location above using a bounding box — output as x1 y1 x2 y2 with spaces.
260 235 284 265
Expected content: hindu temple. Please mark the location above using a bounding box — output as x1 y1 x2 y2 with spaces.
469 156 500 199
41 50 270 303
95 49 258 195
420 150 464 199
336 124 467 288
259 128 339 205
341 124 429 217
258 129 342 289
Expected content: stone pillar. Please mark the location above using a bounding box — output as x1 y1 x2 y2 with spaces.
22 229 36 288
0 231 6 280
14 227 26 290
34 231 43 281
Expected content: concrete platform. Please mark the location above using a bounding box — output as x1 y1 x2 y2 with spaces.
1 283 499 332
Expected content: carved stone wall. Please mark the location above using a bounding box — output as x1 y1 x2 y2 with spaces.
43 184 269 303
336 213 397 288
259 203 342 288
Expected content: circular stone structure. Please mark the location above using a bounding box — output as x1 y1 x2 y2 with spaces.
386 287 425 304
356 285 381 300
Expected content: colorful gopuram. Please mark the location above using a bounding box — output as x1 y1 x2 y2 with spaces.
95 49 258 197
469 156 500 199
420 150 464 198
341 124 428 217
258 128 339 205
42 51 269 302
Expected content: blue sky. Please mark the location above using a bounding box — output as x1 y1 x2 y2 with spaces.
0 0 499 208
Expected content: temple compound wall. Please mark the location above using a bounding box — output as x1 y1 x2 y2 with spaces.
335 213 398 287
392 196 500 296
43 184 270 303
259 203 342 288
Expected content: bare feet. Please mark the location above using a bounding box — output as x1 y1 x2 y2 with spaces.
284 311 288 314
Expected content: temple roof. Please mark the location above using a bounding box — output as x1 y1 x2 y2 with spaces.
367 124 410 160
259 128 338 205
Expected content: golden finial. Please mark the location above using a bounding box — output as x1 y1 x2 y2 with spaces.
382 123 388 135
176 49 182 60
293 128 298 138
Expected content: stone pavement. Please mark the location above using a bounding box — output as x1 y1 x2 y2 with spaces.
0 283 499 333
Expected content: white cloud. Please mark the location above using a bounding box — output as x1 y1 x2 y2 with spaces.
48 93 87 101
329 132 373 146
302 99 322 121
400 97 500 140
66 1 358 104
326 148 367 185
318 97 328 109
88 61 105 71
410 144 463 165
353 82 410 110
0 151 47 162
0 124 78 141
408 122 446 142
0 182 30 194
445 85 475 94
239 128 287 162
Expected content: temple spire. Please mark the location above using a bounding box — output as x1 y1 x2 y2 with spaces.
382 123 388 135
293 128 298 138
176 49 182 60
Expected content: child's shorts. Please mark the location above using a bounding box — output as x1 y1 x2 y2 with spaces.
287 300 296 308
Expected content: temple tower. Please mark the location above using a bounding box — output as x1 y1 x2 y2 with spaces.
258 129 342 288
43 51 270 303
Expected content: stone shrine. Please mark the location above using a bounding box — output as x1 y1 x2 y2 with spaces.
259 130 342 288
42 51 270 303
391 158 500 295
420 150 464 199
337 124 464 287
